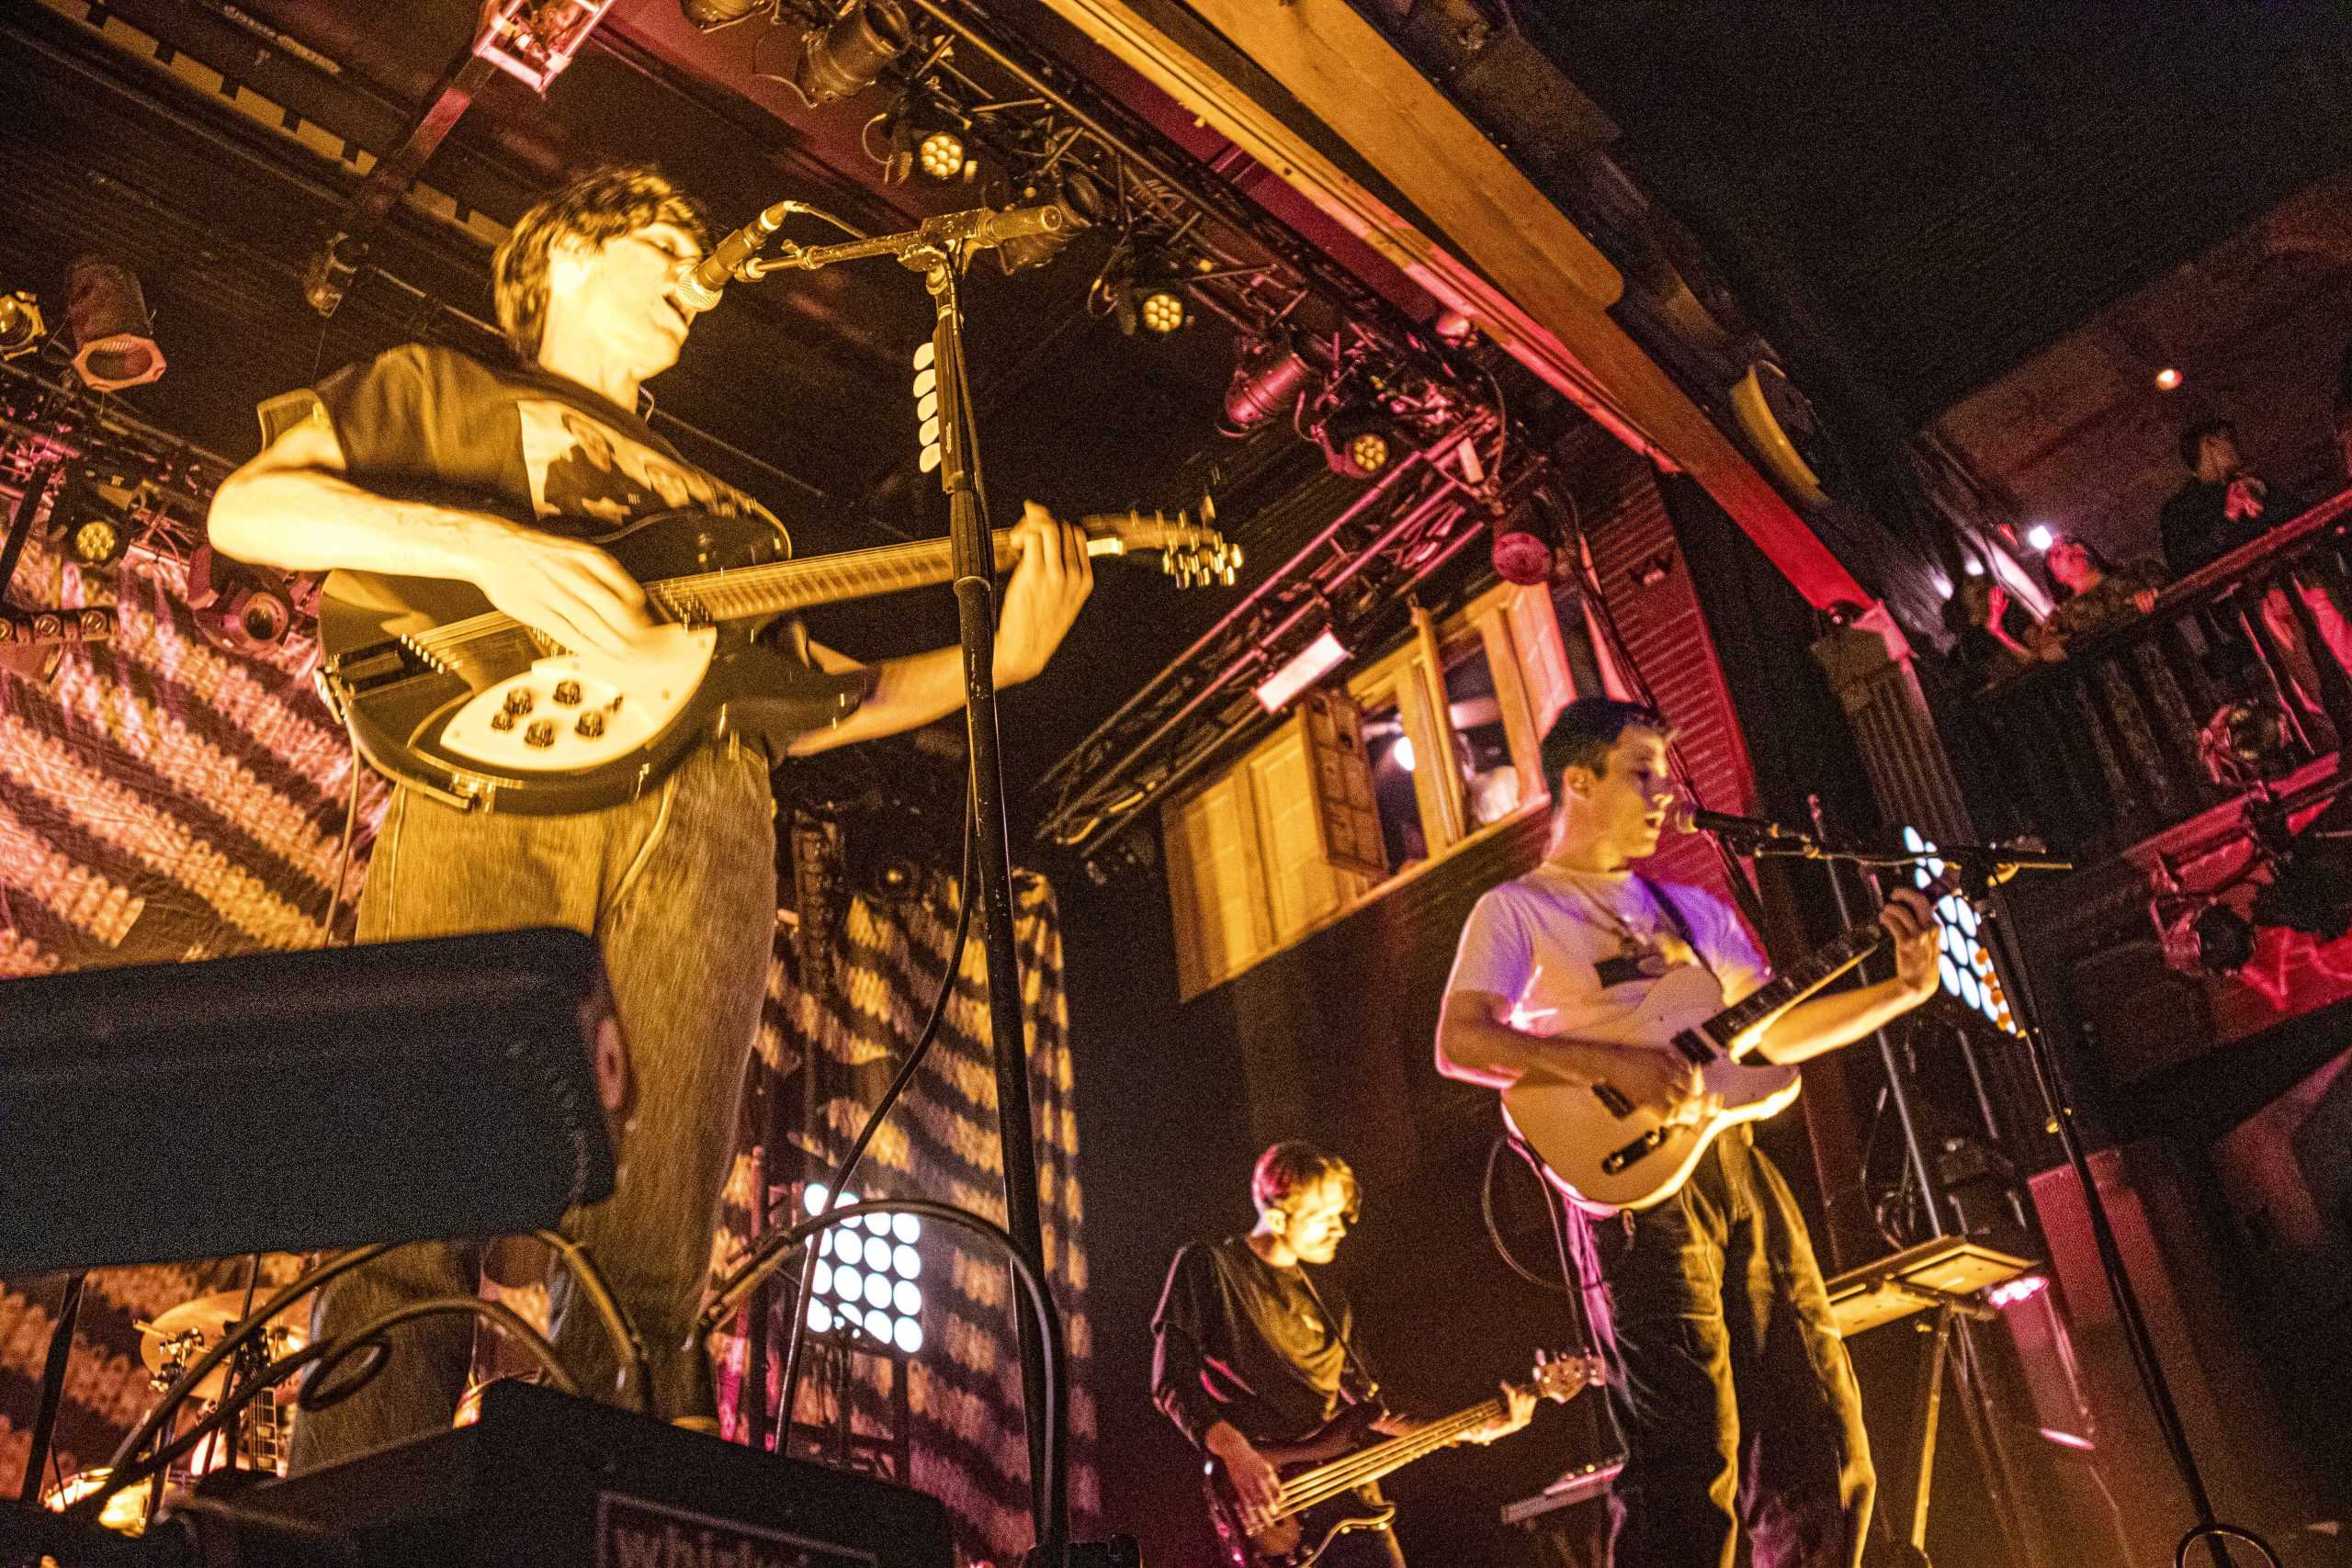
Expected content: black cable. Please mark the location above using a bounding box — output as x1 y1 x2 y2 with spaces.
754 788 978 1441
84 1245 392 1505
300 1297 576 1409
532 1229 652 1416
1480 1134 1568 1294
719 1199 1067 1548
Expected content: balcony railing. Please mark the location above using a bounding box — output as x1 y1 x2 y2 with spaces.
1972 486 2352 857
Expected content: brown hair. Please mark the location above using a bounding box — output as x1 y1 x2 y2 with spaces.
1539 695 1671 786
491 164 710 358
1251 1140 1359 1222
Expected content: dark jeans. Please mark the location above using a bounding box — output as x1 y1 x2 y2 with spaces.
289 742 778 1473
1591 1131 1873 1568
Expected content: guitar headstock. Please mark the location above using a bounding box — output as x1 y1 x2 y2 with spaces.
1528 1348 1602 1404
1081 497 1242 589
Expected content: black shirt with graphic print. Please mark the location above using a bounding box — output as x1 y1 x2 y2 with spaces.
289 343 783 545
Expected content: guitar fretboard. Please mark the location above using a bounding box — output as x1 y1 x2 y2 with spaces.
1273 1398 1504 1519
1692 919 1890 1055
643 533 1023 626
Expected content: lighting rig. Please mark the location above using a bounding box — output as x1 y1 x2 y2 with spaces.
1034 403 1539 871
683 0 1476 442
0 355 300 657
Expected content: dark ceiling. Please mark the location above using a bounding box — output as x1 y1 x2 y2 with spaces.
1518 0 2352 430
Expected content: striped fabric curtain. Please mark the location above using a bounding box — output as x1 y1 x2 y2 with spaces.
712 817 1101 1567
0 533 384 1492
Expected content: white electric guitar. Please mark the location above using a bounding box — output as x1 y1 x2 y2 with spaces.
1504 877 1951 1212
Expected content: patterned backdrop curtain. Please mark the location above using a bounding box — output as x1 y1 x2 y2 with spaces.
0 527 1097 1567
712 816 1101 1566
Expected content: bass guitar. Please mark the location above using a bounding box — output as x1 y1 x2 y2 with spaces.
316 504 1235 814
1503 874 1956 1212
1204 1350 1596 1568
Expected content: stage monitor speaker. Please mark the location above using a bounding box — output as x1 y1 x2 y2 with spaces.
2025 1141 2327 1564
0 929 625 1276
230 1378 956 1566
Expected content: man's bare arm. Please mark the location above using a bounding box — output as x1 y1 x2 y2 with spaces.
787 502 1091 755
208 415 656 660
1747 888 1941 1065
1436 989 1702 1120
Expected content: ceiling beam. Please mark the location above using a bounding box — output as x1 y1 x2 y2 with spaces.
1037 0 1868 608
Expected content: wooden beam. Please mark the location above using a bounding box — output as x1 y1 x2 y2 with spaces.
1039 0 1868 609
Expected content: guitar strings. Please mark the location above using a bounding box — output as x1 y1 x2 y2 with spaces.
1272 1402 1502 1517
397 515 1175 659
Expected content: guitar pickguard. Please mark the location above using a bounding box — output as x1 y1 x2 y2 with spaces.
438 631 715 773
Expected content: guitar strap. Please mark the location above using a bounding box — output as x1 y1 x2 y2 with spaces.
1635 874 1718 984
1292 1268 1381 1406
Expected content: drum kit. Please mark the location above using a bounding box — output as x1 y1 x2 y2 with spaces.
38 1288 307 1531
37 1284 533 1535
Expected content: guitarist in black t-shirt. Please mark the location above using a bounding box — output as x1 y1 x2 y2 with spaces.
206 164 1096 1472
1153 1142 1539 1568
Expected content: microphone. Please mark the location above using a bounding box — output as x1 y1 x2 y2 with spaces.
1671 803 1808 843
674 200 792 315
911 203 1065 250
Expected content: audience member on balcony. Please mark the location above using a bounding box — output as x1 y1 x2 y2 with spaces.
1943 576 2034 684
2161 416 2352 719
2029 538 2161 660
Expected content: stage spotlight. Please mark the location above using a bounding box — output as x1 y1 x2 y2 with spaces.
1317 405 1406 480
995 167 1106 275
1489 500 1556 585
186 546 293 655
63 256 164 392
1106 253 1192 337
0 292 47 361
2162 901 2256 976
795 0 911 106
51 467 145 568
1223 339 1311 429
2154 367 2183 391
876 98 971 184
1254 628 1349 713
2024 524 2054 552
2254 840 2352 942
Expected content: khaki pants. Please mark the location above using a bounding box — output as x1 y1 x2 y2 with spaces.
289 742 777 1473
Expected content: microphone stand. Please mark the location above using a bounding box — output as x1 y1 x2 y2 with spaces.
1703 814 2270 1568
732 211 1067 1562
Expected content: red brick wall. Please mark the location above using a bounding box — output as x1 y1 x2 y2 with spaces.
1583 457 1765 919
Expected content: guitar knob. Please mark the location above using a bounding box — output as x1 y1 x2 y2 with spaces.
525 719 557 750
575 712 606 739
503 689 535 716
553 680 583 706
490 710 516 732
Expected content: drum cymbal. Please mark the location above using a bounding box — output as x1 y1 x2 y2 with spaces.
138 1290 309 1398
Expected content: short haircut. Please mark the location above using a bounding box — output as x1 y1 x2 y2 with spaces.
2178 417 2233 470
1251 1140 1359 1222
1540 695 1671 786
491 164 711 359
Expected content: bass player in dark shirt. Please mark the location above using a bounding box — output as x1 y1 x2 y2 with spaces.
1153 1141 1536 1568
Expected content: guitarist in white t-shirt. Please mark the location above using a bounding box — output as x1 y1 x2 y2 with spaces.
1436 698 1939 1568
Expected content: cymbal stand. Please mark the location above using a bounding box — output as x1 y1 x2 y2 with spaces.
15 1270 85 1505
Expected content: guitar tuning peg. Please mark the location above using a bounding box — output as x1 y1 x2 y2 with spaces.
1201 492 1216 525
